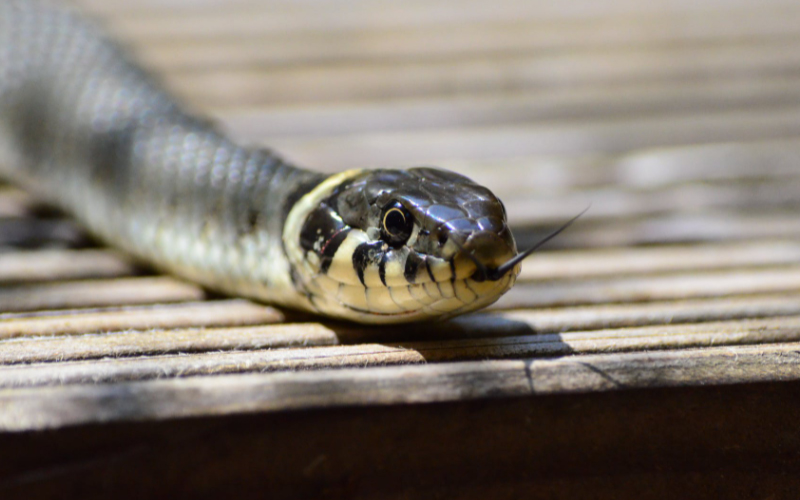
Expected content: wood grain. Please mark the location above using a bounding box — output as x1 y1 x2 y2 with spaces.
5 338 800 431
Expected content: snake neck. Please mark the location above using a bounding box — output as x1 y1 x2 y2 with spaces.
0 0 330 310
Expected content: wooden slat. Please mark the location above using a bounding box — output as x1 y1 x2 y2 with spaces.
5 338 800 431
91 1 800 36
215 77 800 139
3 293 800 365
518 241 800 280
497 265 800 309
504 179 800 225
129 10 800 70
0 250 137 283
161 40 800 107
263 107 800 170
491 294 800 334
0 277 204 313
522 211 800 249
3 315 800 380
442 138 800 193
0 324 340 365
0 300 282 339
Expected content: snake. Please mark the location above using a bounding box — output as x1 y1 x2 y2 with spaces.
0 0 566 324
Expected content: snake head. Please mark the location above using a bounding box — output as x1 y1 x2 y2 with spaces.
284 168 520 323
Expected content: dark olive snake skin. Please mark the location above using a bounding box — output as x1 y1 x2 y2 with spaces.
0 0 521 323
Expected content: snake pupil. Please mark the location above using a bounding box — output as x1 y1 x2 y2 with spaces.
381 202 414 247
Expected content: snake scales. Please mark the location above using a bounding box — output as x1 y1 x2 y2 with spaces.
0 0 535 323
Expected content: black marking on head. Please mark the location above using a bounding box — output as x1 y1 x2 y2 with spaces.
424 257 437 283
300 205 346 253
352 241 384 286
319 229 350 274
404 252 423 284
378 252 388 286
437 229 449 247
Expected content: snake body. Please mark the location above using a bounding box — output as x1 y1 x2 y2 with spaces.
0 0 520 323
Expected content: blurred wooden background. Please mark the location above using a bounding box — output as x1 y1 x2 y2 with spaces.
3 0 800 498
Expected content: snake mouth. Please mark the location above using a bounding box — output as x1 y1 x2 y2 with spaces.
337 271 517 321
304 246 518 323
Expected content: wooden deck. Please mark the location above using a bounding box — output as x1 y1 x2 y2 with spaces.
3 0 800 498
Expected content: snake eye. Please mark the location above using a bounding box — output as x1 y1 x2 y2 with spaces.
381 202 414 247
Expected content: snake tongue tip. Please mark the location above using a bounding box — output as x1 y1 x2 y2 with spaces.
488 204 590 280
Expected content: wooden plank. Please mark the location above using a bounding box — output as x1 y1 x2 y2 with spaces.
161 40 800 107
497 265 800 308
517 241 800 280
215 77 800 139
3 313 800 372
2 381 800 500
522 211 800 249
490 293 800 334
0 277 204 313
3 293 800 364
444 139 800 196
263 107 800 171
3 378 799 500
0 324 341 365
3 316 800 388
90 1 800 36
0 324 339 364
0 250 137 283
503 177 800 224
129 11 800 70
0 300 282 339
5 339 800 430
